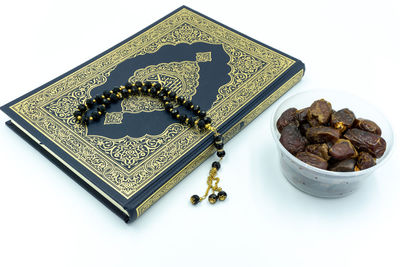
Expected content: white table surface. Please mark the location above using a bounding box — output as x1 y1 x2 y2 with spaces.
1 1 399 266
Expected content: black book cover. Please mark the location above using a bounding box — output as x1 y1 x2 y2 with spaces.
1 6 305 222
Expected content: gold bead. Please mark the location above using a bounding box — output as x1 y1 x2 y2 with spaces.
185 118 189 124
89 117 93 121
107 97 111 101
98 111 102 115
93 99 96 103
77 116 82 120
101 95 105 99
176 114 180 119
128 89 132 93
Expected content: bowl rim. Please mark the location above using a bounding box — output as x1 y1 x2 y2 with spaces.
270 90 394 178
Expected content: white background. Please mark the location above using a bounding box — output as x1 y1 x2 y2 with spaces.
1 1 399 266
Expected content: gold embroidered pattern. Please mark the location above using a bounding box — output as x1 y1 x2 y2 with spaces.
104 112 124 125
87 124 184 170
10 8 296 199
196 51 212 62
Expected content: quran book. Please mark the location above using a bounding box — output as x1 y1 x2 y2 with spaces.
1 6 305 222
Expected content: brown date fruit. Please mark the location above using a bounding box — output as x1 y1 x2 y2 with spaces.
296 107 309 122
279 125 307 155
353 118 382 136
306 126 341 144
296 152 328 170
307 99 332 125
344 128 386 158
357 152 376 170
330 108 356 133
329 158 356 172
306 143 330 161
329 139 358 160
276 108 299 133
299 122 311 136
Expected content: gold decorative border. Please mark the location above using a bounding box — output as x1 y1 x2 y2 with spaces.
136 69 304 217
10 8 295 199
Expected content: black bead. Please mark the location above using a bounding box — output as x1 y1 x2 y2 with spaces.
164 87 171 94
131 86 139 95
73 110 82 117
214 135 223 143
197 119 206 129
217 191 227 201
135 81 143 88
208 194 218 204
215 143 224 150
217 150 226 158
125 82 132 89
97 105 106 113
204 117 212 125
110 93 118 103
192 105 200 113
184 101 193 109
77 104 86 112
162 96 171 103
212 161 221 170
153 82 161 90
165 103 173 111
141 86 148 95
95 95 103 104
82 115 89 124
103 90 111 98
112 87 120 94
198 110 206 118
179 114 187 124
102 99 110 107
177 96 185 104
171 109 179 118
150 87 157 97
158 92 166 100
144 81 152 89
187 117 195 127
85 98 95 108
190 195 200 205
169 91 177 100
121 88 129 98
91 111 100 121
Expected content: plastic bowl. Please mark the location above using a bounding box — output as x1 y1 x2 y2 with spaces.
271 90 394 198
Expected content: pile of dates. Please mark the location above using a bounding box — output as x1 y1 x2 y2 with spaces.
277 99 386 171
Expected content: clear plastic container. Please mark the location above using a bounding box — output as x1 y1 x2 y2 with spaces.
271 91 394 198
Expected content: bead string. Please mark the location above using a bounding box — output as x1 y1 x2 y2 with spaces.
73 81 227 205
